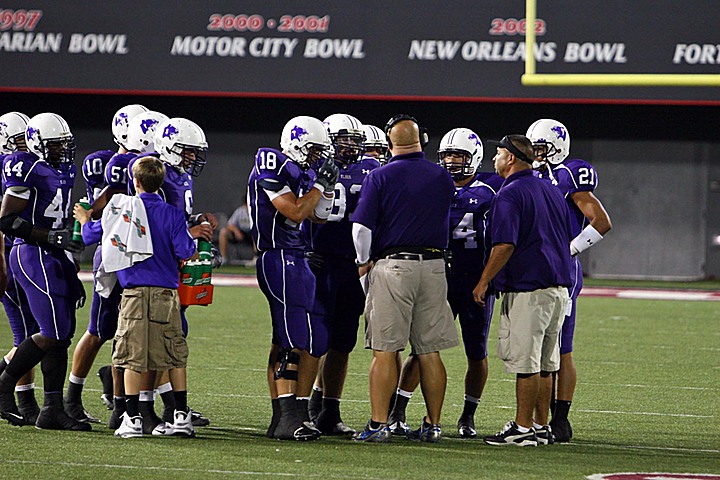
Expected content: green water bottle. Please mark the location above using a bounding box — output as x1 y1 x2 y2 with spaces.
73 197 91 243
198 230 213 285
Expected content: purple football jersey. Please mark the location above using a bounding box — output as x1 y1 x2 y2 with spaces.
104 152 137 191
127 155 192 219
307 156 380 257
549 158 598 238
248 147 313 251
82 149 114 202
1 153 13 248
3 151 77 242
449 174 499 275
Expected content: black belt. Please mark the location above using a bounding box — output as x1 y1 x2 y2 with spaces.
384 252 444 261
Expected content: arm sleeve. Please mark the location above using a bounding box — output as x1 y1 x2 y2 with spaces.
81 219 104 245
352 223 373 264
173 211 197 260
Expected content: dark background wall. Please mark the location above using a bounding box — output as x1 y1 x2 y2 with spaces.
2 91 717 279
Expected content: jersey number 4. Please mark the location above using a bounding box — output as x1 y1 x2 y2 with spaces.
44 188 72 229
453 212 477 249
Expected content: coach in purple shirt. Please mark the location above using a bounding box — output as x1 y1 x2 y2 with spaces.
472 135 572 447
350 115 458 443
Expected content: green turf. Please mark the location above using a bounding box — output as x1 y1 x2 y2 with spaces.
0 285 718 479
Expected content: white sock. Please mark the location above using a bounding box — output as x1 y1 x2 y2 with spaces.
397 389 413 398
157 382 173 394
139 390 154 402
69 374 86 385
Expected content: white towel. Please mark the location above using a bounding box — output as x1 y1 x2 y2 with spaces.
95 194 153 297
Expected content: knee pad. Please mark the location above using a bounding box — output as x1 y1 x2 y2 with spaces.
274 349 300 381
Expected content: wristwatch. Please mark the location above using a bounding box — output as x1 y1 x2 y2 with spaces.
354 259 370 267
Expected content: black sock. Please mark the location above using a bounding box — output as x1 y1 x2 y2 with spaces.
43 391 63 408
17 388 38 410
461 399 479 418
113 396 126 415
138 399 155 417
370 419 382 429
392 392 410 417
1 338 46 390
387 392 397 416
126 394 139 417
309 389 323 417
40 346 68 393
296 398 310 423
278 395 297 419
173 390 188 412
161 389 176 410
271 398 280 418
66 381 84 403
321 397 340 416
0 358 7 376
554 400 572 420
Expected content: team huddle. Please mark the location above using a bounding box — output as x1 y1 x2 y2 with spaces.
0 107 611 446
248 113 611 445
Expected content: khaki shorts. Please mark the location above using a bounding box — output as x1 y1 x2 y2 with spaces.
364 258 458 354
497 287 569 374
113 286 188 372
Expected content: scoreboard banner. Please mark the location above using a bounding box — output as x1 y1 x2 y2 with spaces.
1 0 718 104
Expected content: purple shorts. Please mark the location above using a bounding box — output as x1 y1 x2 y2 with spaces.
9 244 79 341
311 254 365 354
448 274 494 361
1 248 39 346
560 257 583 355
257 249 324 354
87 246 123 340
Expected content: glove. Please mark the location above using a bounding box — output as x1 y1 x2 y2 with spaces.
76 278 87 309
305 251 325 272
47 228 84 254
210 245 223 269
314 158 339 193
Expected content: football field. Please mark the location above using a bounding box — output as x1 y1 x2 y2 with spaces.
0 281 718 479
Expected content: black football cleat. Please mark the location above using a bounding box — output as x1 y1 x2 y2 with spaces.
35 405 92 431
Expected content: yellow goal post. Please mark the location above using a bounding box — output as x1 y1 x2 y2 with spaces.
521 0 720 87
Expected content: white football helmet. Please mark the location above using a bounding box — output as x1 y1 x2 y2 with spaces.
437 128 483 180
361 124 389 165
125 111 169 153
0 112 30 154
526 118 570 165
280 116 331 169
323 113 365 164
112 104 148 149
154 117 208 177
25 113 75 165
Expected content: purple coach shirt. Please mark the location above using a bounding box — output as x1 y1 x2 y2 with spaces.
351 152 454 256
489 169 573 292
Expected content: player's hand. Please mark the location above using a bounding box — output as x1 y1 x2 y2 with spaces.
305 251 325 271
48 229 85 254
314 158 339 193
198 212 219 231
189 223 213 242
357 260 374 278
73 203 92 226
472 280 488 307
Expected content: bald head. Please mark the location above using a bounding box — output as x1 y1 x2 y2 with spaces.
387 119 422 154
